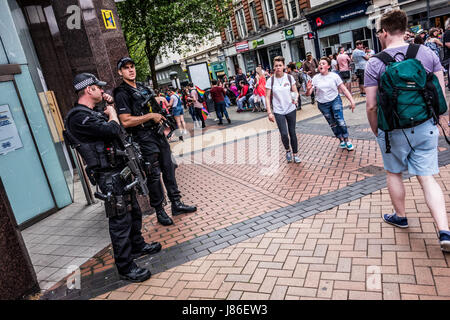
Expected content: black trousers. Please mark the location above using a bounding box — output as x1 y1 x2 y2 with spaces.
97 170 145 274
137 130 181 209
194 107 205 127
274 109 298 154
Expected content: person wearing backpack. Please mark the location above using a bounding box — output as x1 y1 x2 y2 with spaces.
187 83 206 128
287 62 303 110
265 56 301 164
167 87 186 141
365 9 450 252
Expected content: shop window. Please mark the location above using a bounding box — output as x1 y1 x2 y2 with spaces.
320 34 340 56
283 0 299 21
235 7 248 38
249 1 259 31
263 0 277 28
352 27 372 49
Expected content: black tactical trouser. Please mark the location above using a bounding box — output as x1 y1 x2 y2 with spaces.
136 130 181 210
96 169 146 274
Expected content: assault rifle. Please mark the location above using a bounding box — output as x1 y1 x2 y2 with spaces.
141 94 177 139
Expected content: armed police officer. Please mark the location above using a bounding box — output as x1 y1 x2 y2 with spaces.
113 57 197 226
64 73 162 282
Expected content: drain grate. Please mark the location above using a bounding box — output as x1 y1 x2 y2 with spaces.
357 165 385 175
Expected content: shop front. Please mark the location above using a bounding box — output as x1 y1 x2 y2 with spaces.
306 0 372 57
209 61 228 80
399 0 449 30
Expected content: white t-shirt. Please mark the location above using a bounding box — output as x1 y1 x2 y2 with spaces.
311 72 343 104
331 59 338 71
265 74 296 115
170 94 180 108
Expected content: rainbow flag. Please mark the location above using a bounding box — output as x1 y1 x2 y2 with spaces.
201 107 209 121
195 86 205 97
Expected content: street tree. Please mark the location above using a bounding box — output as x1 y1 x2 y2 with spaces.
117 0 232 87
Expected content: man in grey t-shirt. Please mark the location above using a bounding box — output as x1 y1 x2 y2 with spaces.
352 40 370 97
364 9 450 252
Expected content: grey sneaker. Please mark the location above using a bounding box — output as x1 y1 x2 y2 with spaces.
293 155 301 163
286 151 293 163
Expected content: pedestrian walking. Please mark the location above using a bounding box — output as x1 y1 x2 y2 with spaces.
337 47 353 95
365 9 450 252
188 83 206 128
425 28 444 59
167 88 186 141
303 52 318 104
265 56 301 164
305 57 356 151
352 40 370 97
210 79 231 124
254 66 267 112
287 62 303 110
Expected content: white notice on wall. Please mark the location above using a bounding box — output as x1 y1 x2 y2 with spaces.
0 104 23 155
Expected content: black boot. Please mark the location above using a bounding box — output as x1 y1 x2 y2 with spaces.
119 266 151 282
131 242 162 260
171 200 197 216
156 208 173 226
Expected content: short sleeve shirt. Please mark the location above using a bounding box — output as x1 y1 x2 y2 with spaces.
352 49 367 70
210 86 225 103
364 44 443 87
114 85 134 115
190 89 203 109
265 74 296 115
311 72 343 104
337 54 351 71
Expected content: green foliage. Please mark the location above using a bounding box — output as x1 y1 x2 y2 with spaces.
117 0 232 88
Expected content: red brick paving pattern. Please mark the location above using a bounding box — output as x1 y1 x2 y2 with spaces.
72 130 386 279
94 164 450 300
51 114 450 291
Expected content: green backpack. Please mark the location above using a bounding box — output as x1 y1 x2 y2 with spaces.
374 44 448 153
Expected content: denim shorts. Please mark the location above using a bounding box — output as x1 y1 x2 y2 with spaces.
172 106 184 116
376 119 439 176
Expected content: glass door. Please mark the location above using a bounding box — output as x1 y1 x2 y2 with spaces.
0 78 55 224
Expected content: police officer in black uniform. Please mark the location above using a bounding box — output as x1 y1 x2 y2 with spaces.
113 57 197 226
64 73 162 282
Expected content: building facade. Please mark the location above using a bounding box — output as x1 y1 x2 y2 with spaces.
154 35 225 89
0 0 128 228
305 0 373 57
220 0 317 76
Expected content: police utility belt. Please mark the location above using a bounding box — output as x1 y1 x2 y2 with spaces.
63 107 134 218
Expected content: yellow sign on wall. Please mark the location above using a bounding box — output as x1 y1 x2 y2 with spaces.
101 10 116 29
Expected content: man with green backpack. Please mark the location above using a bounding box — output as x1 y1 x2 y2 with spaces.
365 9 450 252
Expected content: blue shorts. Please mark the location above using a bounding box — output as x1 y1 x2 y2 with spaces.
376 119 439 176
172 106 184 116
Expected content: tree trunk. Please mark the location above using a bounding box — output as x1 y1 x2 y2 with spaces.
148 55 158 89
145 36 158 89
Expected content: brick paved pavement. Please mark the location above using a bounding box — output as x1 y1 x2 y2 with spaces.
92 166 450 300
40 96 450 300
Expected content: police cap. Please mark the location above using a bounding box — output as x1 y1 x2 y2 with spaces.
73 73 107 92
117 57 135 70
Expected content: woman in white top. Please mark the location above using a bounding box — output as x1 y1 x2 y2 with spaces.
265 56 301 163
306 57 356 151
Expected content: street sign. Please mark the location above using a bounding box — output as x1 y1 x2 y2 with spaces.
284 28 295 40
101 10 116 29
